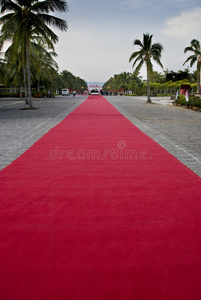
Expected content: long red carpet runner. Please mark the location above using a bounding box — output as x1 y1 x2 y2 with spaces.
0 95 201 299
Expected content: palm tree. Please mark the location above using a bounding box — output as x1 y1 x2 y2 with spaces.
117 72 131 93
0 0 68 108
129 33 163 102
31 41 58 92
61 70 75 91
183 39 201 94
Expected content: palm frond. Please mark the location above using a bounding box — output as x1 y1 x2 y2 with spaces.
133 39 143 48
134 60 144 75
38 13 68 31
152 54 163 69
0 0 21 14
183 55 197 66
184 46 194 54
32 0 68 13
129 51 140 63
151 43 163 53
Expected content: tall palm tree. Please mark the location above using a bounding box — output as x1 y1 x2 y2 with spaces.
0 0 68 108
183 39 201 94
129 33 163 102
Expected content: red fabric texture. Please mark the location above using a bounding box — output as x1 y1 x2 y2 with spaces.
0 95 201 299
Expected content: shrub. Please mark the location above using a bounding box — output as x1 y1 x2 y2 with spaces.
174 94 186 106
174 94 201 108
32 93 43 98
0 92 18 97
189 96 201 108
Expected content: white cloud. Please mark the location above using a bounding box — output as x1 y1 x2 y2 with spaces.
162 7 201 39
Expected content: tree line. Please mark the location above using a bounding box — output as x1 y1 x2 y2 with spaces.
0 3 200 106
0 66 87 97
0 0 71 107
102 70 197 96
103 34 201 102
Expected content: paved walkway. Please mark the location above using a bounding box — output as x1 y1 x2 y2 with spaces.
0 95 87 170
105 96 201 177
1 95 201 176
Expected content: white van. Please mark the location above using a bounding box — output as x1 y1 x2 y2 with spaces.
62 88 69 96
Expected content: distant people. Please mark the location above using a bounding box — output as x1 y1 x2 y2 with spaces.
73 91 76 97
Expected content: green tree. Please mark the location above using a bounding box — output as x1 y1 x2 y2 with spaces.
129 33 163 102
0 0 68 107
183 39 201 93
60 70 87 93
149 71 165 83
31 41 58 92
61 70 74 90
117 72 131 92
127 73 143 94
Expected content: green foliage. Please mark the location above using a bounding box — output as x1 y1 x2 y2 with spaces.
175 94 186 105
188 96 201 108
0 92 17 97
103 71 197 96
183 39 201 93
166 70 190 81
60 70 87 91
174 94 201 108
0 0 68 107
129 33 163 101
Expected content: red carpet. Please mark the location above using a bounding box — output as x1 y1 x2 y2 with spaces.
0 95 201 299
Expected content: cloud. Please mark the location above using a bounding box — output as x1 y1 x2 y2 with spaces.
162 6 201 39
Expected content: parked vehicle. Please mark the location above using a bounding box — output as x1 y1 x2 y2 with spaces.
62 88 69 96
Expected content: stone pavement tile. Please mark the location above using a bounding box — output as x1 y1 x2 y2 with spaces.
0 96 87 170
105 96 201 177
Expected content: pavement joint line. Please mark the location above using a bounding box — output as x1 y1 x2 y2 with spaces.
0 97 87 171
160 135 201 164
10 133 38 152
4 118 52 154
2 99 85 154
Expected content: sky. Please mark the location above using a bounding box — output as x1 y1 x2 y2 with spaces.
53 0 201 83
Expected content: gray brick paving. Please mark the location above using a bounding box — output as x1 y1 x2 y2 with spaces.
105 96 201 177
1 95 201 177
0 95 87 170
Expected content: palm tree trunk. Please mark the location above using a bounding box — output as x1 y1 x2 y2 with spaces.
26 34 33 108
19 83 22 99
37 79 40 92
146 67 151 102
23 66 28 104
198 66 201 94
